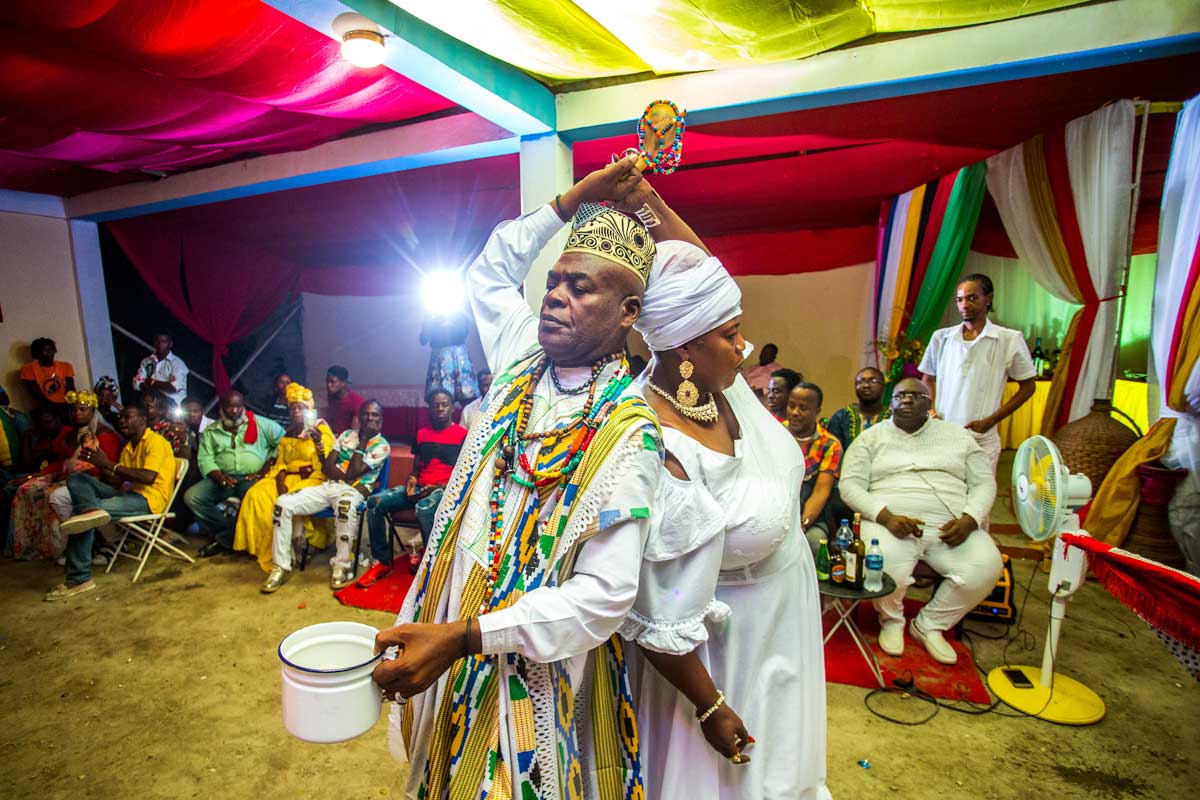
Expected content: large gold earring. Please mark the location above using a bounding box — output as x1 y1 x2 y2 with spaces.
677 360 699 408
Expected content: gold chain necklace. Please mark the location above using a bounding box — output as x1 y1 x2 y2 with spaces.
646 380 719 423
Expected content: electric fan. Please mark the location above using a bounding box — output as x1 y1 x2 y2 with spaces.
986 435 1106 725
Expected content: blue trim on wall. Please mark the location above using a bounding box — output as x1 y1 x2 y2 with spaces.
559 33 1200 143
77 137 521 223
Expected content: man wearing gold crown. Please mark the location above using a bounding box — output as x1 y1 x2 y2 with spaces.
374 155 705 800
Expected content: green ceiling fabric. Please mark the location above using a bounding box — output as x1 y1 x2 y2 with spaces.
387 0 1089 82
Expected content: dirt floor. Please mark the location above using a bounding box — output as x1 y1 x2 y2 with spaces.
1 543 1196 799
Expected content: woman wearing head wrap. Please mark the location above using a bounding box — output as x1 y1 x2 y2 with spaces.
231 382 336 576
93 376 122 433
619 242 830 800
9 391 120 560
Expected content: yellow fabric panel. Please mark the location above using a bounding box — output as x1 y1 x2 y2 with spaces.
1040 308 1082 437
1087 417 1176 547
889 183 926 341
870 0 1088 32
575 0 871 74
387 0 649 80
390 0 1093 81
1168 276 1200 413
998 379 1150 449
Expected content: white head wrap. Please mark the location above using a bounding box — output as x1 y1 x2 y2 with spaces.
634 240 743 352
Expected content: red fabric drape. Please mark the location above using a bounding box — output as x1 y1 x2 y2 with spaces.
108 219 296 392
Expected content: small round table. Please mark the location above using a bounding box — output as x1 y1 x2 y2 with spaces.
819 573 897 688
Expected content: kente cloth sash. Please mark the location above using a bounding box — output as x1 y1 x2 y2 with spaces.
402 348 659 800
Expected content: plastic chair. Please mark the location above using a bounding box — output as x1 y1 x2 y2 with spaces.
298 457 390 576
105 457 194 583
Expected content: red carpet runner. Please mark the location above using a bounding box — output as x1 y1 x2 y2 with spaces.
334 568 415 614
823 598 991 703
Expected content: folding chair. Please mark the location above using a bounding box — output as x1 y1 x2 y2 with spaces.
106 457 194 583
298 458 390 577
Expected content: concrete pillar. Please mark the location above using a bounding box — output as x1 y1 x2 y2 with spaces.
68 220 119 397
518 133 573 314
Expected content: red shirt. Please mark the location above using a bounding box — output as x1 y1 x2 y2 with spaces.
325 390 365 435
415 423 467 487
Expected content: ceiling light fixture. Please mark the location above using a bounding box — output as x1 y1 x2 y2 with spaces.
332 12 387 69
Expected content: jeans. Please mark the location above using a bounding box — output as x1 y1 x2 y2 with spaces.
184 476 254 547
365 486 444 564
64 472 150 585
272 481 364 571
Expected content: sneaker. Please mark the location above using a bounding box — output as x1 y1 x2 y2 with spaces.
260 567 291 594
878 621 906 657
355 561 392 588
55 556 66 567
60 509 111 536
197 540 231 558
909 619 958 665
330 565 355 590
92 544 117 566
45 580 97 602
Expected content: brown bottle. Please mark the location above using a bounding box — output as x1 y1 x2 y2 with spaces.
850 513 867 589
830 549 846 584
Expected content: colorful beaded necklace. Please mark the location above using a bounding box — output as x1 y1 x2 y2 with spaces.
637 99 686 175
482 352 629 612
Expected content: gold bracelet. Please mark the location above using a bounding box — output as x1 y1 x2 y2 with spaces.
696 690 725 724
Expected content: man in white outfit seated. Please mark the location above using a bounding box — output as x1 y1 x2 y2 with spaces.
839 377 1003 664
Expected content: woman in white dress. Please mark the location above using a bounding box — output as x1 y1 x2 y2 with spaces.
620 241 831 800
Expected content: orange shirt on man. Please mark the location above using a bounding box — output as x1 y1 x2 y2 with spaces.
19 360 74 404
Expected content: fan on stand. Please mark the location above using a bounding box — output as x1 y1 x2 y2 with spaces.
988 435 1106 725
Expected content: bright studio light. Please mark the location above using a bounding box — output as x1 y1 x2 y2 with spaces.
422 270 465 316
341 30 386 68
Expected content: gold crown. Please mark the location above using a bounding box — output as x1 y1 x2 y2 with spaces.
285 383 315 407
65 390 98 408
563 208 655 285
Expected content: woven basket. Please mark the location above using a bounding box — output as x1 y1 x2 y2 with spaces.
1052 399 1139 492
1124 463 1188 569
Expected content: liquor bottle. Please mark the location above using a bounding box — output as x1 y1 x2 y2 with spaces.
1031 336 1046 378
850 521 867 589
830 549 846 584
816 538 831 582
864 539 884 592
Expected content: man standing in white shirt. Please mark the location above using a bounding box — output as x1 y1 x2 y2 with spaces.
132 332 189 408
918 274 1037 471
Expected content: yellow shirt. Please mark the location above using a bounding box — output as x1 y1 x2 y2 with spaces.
120 428 176 514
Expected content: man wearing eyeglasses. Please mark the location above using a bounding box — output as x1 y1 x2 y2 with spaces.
826 366 891 452
839 378 1003 665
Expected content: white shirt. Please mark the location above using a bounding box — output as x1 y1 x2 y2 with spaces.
919 319 1036 432
459 397 483 430
132 352 189 408
839 417 996 532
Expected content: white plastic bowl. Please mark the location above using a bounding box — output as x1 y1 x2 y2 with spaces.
278 621 382 743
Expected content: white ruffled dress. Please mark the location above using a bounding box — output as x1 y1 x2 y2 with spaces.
621 376 832 800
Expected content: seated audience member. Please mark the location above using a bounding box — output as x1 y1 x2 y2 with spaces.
826 367 890 452
743 341 782 397
20 407 64 474
766 367 803 421
459 370 493 430
265 372 293 426
20 338 76 411
9 391 120 561
50 406 175 601
839 378 1002 665
787 382 843 553
141 390 190 457
262 400 389 593
93 376 123 433
181 397 214 435
324 365 364 435
359 389 465 586
0 395 26 482
188 391 283 556
228 383 335 571
132 332 189 408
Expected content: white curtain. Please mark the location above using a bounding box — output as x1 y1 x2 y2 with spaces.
1151 94 1200 572
985 101 1134 424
